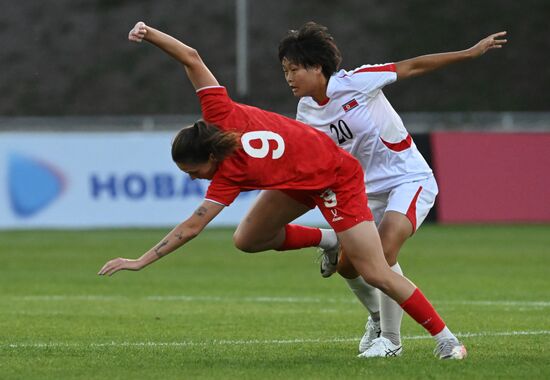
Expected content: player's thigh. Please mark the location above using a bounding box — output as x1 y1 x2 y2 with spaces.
338 221 416 302
337 221 390 285
234 190 311 242
378 211 413 265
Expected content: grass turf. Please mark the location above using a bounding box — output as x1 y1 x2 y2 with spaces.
1 225 549 379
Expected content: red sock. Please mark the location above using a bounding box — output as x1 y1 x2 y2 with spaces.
276 224 322 251
400 288 446 336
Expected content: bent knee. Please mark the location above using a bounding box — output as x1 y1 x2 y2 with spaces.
233 231 259 253
336 259 358 279
380 235 405 265
382 247 400 266
361 273 392 293
379 231 409 264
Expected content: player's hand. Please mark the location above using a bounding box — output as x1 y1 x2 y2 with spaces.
128 21 148 42
98 258 143 276
469 31 507 57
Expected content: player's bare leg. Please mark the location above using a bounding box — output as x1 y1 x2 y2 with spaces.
234 190 338 253
234 192 404 356
337 222 413 301
355 178 438 355
233 190 308 251
336 248 382 351
366 211 411 351
378 211 412 266
336 221 466 359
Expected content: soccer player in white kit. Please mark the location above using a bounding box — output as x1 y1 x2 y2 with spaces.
233 22 506 358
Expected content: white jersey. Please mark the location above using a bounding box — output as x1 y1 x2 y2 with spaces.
296 63 433 194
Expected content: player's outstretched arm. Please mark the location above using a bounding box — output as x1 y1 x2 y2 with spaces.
128 21 219 90
98 200 225 276
395 31 507 80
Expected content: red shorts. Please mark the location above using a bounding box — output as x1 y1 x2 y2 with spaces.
282 155 373 232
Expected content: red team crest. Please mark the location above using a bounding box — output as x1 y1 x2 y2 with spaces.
342 98 359 112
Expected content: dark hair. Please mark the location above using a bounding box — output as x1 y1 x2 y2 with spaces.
171 120 240 164
278 21 342 80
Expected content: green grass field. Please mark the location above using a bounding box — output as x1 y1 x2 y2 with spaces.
1 225 549 379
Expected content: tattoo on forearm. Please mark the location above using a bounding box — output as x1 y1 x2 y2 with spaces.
195 206 207 216
154 239 169 258
175 232 183 240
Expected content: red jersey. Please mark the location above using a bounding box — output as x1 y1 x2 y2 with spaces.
197 86 352 206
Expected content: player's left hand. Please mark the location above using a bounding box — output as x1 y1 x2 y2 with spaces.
98 257 142 276
470 31 507 57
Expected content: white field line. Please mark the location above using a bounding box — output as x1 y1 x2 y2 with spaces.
5 295 550 308
3 330 550 350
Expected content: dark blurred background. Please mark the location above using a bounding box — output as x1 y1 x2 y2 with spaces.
2 0 548 117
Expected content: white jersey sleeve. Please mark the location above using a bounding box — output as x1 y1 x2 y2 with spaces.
337 64 397 95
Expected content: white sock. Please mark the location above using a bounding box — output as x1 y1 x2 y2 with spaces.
434 326 458 343
380 262 404 345
318 228 338 250
345 276 380 317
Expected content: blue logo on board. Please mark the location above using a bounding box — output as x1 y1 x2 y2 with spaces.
8 153 65 217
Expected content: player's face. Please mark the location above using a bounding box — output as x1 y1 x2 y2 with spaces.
282 58 322 98
176 158 218 180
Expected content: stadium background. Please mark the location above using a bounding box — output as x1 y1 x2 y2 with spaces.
1 0 549 228
1 3 550 379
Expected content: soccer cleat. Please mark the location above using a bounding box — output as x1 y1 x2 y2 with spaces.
318 241 340 278
357 337 403 358
358 316 381 353
434 339 467 360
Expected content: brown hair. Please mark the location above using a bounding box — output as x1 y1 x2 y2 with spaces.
171 120 240 164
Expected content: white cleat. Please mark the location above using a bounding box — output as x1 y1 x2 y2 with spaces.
359 316 381 353
358 337 403 358
434 339 467 360
318 241 340 278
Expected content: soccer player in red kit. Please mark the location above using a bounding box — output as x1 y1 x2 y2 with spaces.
98 22 467 360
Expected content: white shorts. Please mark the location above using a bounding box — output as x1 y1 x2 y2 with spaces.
367 176 438 233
